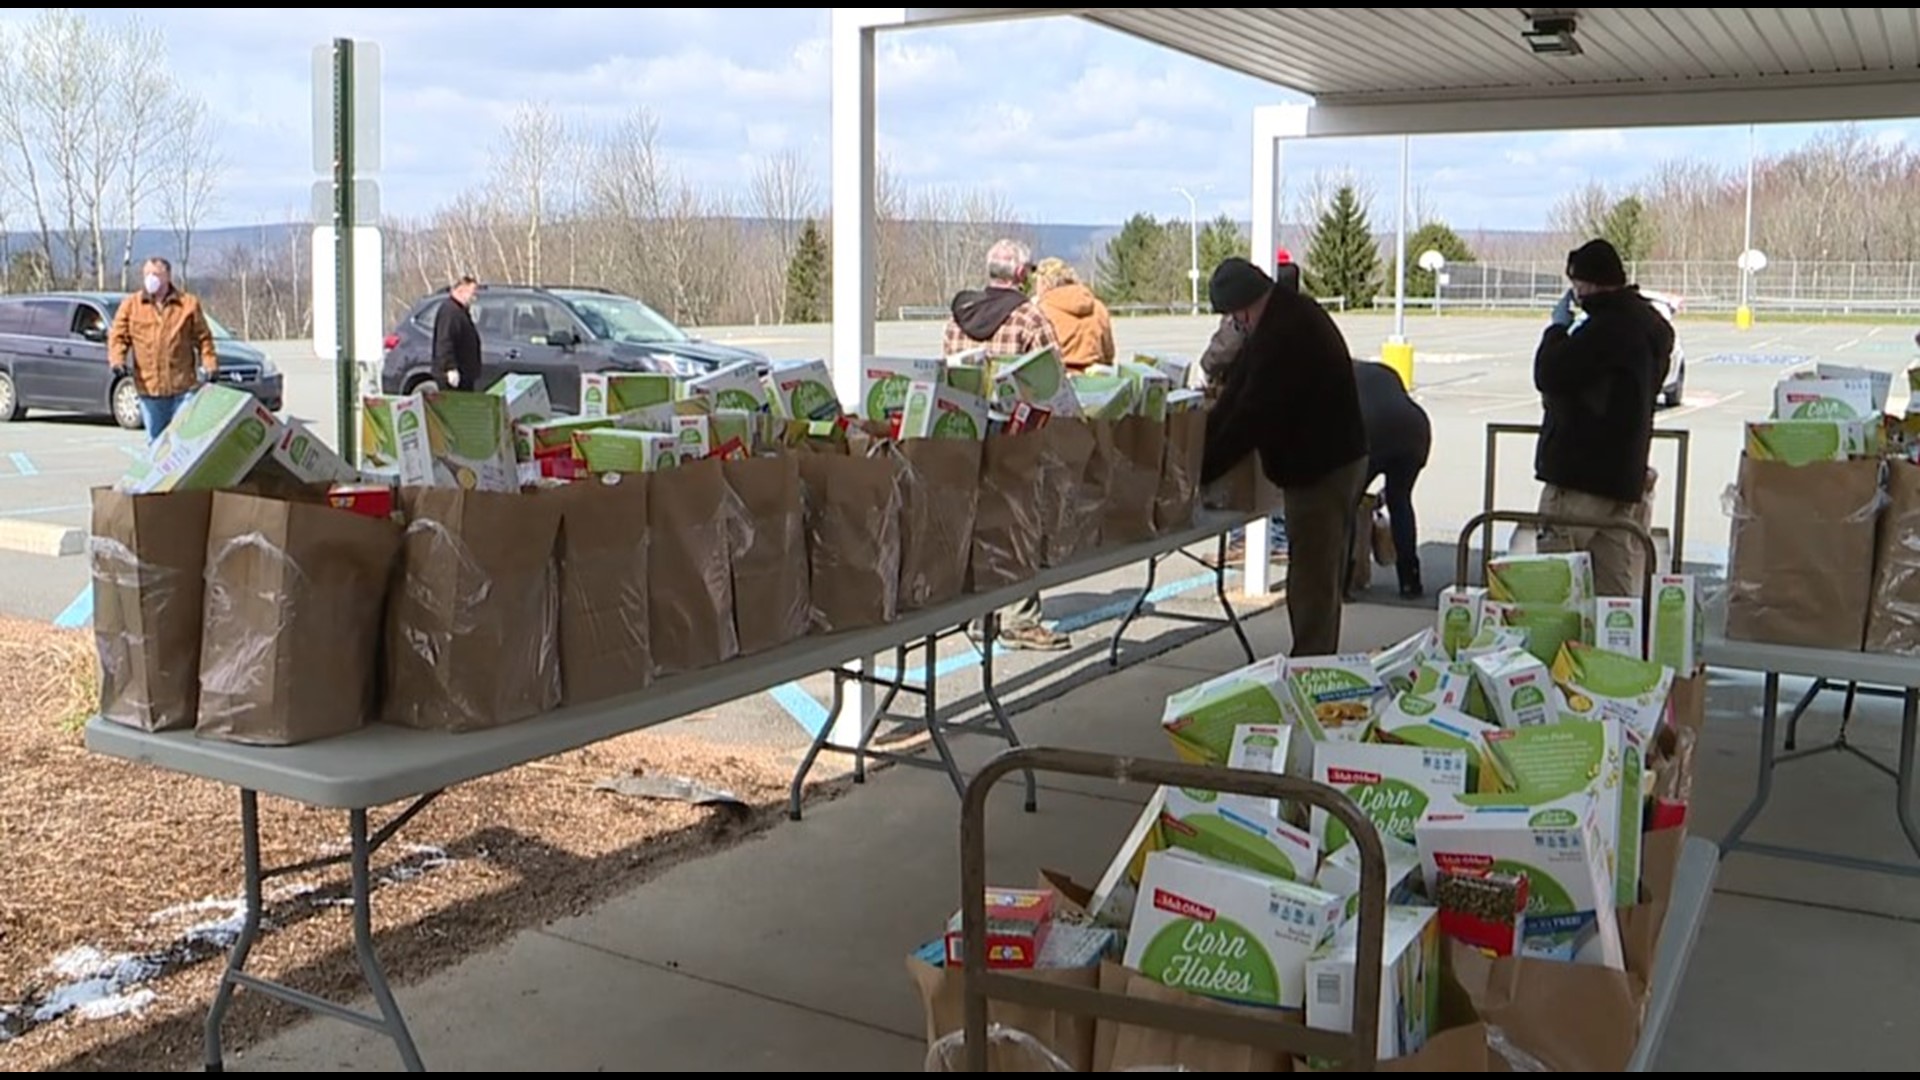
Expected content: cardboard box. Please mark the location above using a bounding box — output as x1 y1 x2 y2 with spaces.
1483 717 1641 907
1470 649 1559 728
1648 574 1699 674
1774 375 1876 421
360 393 410 468
266 419 358 485
1159 785 1320 883
391 391 518 493
1068 374 1138 421
1305 905 1440 1063
1745 419 1867 465
1087 789 1168 929
1310 741 1470 855
1167 388 1205 414
991 347 1081 418
1415 791 1625 968
1118 361 1172 422
944 888 1054 969
1436 586 1487 658
117 385 279 494
1160 656 1298 767
1593 597 1644 660
671 414 712 464
1136 352 1193 390
1313 833 1422 924
860 356 945 422
1124 849 1345 1010
1224 723 1293 821
770 359 843 422
684 361 770 413
581 372 676 419
486 372 553 422
899 380 990 440
1487 552 1594 607
1287 654 1387 743
572 428 677 475
326 483 394 520
1811 362 1892 412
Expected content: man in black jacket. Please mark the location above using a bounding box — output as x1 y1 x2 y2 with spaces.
1354 360 1433 599
1202 258 1369 656
1534 240 1674 596
433 274 483 391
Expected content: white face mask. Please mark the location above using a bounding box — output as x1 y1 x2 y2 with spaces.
144 273 163 295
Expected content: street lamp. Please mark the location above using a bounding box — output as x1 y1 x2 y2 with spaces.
1173 185 1200 315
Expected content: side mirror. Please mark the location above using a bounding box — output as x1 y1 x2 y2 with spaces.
548 328 578 349
81 326 107 343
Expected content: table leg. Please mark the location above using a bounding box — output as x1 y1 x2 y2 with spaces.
917 633 966 798
350 808 425 1072
1211 532 1256 664
981 611 1038 813
204 789 264 1072
1721 671 1781 857
1108 554 1160 668
1899 690 1920 863
787 670 848 821
1783 677 1825 752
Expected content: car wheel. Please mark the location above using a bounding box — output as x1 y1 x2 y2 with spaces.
0 371 22 422
403 373 439 395
111 377 143 430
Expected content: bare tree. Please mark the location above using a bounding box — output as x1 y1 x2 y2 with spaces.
489 102 568 284
1548 180 1612 245
748 148 819 321
156 95 223 284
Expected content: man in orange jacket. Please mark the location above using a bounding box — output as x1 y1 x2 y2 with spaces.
108 256 219 442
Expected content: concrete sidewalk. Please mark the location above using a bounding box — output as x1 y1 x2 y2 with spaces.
237 603 1920 1072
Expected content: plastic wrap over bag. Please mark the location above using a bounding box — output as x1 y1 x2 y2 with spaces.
722 455 810 655
969 430 1045 592
1154 407 1207 533
924 1024 1073 1073
383 487 563 733
1094 416 1164 546
1724 456 1883 650
554 475 651 707
1866 459 1920 655
89 486 213 732
197 492 401 746
647 457 740 676
897 437 982 611
798 445 904 633
1037 419 1102 567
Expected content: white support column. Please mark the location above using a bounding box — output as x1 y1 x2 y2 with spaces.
1242 104 1311 601
829 9 903 746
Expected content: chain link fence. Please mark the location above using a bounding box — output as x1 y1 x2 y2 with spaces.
1426 261 1920 315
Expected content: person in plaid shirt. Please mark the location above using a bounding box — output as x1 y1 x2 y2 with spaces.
947 238 1069 652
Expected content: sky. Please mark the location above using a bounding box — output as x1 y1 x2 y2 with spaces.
23 7 1920 231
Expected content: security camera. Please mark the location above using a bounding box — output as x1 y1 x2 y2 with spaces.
1523 12 1583 57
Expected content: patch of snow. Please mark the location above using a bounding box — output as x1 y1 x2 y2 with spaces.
31 947 163 1025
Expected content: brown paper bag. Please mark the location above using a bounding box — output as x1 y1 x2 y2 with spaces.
197 492 401 746
969 430 1045 592
898 437 982 611
723 455 810 654
90 487 214 733
1155 407 1207 532
383 487 563 733
647 458 740 676
1095 416 1163 546
798 448 904 632
908 960 1098 1073
1202 450 1283 515
1867 460 1920 655
1726 455 1881 650
554 477 650 707
1093 962 1298 1072
1038 419 1101 567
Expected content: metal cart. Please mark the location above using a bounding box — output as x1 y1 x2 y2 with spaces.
955 746 1391 1072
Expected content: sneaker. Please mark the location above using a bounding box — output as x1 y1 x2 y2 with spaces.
1000 624 1071 652
1398 580 1426 601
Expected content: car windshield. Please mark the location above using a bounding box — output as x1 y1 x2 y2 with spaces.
559 292 689 345
203 313 237 340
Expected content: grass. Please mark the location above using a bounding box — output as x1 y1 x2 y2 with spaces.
0 620 99 734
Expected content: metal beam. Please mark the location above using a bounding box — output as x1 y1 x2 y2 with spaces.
1307 76 1920 138
901 7 1088 29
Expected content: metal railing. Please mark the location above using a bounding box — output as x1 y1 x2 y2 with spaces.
1433 259 1920 316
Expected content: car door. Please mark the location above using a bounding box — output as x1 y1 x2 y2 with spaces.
58 300 115 410
491 294 572 401
465 294 520 390
20 299 102 409
0 299 45 403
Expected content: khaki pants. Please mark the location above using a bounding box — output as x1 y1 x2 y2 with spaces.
1285 456 1369 656
1536 484 1652 597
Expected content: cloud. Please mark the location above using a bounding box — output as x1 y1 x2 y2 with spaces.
8 8 1915 235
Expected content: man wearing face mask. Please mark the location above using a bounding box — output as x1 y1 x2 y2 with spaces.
108 257 218 442
1533 238 1674 596
433 274 483 391
1201 257 1369 657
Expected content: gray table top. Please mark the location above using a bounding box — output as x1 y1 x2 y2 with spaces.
85 511 1254 809
1629 835 1719 1072
1703 598 1920 688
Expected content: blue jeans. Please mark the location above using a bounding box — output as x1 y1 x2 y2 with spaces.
139 393 189 443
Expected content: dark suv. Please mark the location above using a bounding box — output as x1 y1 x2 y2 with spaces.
381 284 770 413
0 292 282 429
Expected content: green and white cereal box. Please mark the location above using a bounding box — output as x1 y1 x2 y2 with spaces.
1161 656 1297 768
1159 786 1320 883
1068 374 1138 421
684 361 769 413
265 419 357 485
1310 741 1469 855
1549 641 1673 744
1470 649 1559 728
1118 360 1172 421
1305 905 1439 1064
1593 597 1644 660
1484 717 1644 908
393 391 517 493
572 428 678 475
1648 574 1698 673
770 359 843 422
1774 375 1875 421
1373 629 1441 694
860 356 945 423
117 385 279 494
1375 692 1497 789
670 414 711 464
580 372 676 419
1287 655 1386 743
1313 833 1422 925
1487 552 1593 607
1415 791 1624 968
899 380 989 440
486 372 553 422
1088 789 1168 930
1405 660 1474 711
991 346 1081 418
1436 586 1486 658
1224 723 1293 821
1124 849 1345 1010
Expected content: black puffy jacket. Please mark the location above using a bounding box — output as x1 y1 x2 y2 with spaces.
1533 287 1674 504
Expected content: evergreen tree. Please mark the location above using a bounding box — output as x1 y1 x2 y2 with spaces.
1601 196 1657 266
1197 214 1249 282
1303 185 1383 308
1095 213 1179 305
1405 220 1476 299
783 218 829 323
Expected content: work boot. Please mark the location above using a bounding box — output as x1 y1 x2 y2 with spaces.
1398 566 1425 601
1000 624 1071 652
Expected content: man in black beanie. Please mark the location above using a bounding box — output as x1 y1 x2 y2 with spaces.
1533 238 1674 596
1201 257 1368 656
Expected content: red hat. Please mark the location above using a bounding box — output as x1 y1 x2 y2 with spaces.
1274 247 1293 265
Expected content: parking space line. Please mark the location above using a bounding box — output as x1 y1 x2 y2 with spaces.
8 452 36 476
7 501 88 517
53 583 92 629
1662 389 1744 422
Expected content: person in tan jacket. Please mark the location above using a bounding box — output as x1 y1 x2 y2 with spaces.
1032 257 1115 370
109 256 219 442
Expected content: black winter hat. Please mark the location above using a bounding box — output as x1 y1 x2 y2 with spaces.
1566 239 1627 288
1209 257 1274 315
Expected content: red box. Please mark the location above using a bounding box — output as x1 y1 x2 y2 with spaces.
1006 402 1052 435
943 888 1054 969
1434 869 1528 959
327 484 394 519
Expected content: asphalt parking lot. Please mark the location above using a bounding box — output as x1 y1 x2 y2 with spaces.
1 310 1913 628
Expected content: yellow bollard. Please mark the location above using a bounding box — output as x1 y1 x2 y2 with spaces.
1381 340 1415 390
1734 305 1754 331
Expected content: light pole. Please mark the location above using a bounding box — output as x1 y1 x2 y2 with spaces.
1737 123 1757 329
1381 134 1416 389
1173 185 1199 315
